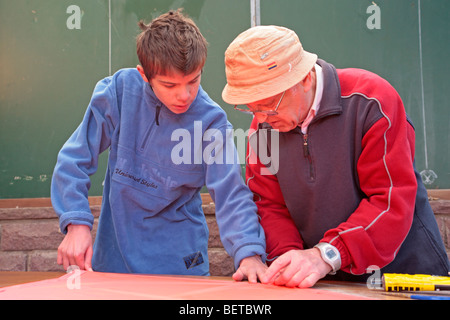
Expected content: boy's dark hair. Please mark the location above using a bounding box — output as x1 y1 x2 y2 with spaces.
136 9 208 81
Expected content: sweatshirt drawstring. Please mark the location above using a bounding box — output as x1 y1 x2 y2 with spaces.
155 104 161 126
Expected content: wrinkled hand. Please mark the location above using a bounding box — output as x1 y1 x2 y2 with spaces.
57 224 93 271
260 249 332 288
232 255 267 284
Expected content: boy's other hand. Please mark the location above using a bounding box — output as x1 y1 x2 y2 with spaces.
232 255 267 284
57 224 93 272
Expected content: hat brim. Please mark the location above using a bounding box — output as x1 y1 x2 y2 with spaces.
222 51 318 105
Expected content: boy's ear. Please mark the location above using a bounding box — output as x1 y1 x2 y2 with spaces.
137 65 149 82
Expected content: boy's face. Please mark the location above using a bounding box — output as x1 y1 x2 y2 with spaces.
138 66 202 114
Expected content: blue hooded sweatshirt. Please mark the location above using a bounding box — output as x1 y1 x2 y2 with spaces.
51 68 266 275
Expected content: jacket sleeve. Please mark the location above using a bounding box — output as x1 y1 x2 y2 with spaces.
246 118 304 264
51 77 119 234
204 122 266 269
321 88 418 275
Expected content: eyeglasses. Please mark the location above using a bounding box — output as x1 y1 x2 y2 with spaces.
234 91 286 116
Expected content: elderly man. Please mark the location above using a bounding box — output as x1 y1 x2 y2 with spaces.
222 25 450 288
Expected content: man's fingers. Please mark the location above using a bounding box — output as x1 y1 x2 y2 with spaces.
299 272 321 288
262 257 289 283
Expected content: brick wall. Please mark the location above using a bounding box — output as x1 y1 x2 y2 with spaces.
0 194 449 275
0 195 234 276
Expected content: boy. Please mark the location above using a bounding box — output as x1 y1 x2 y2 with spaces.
52 10 266 282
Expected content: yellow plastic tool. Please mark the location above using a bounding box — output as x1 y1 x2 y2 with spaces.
383 273 450 292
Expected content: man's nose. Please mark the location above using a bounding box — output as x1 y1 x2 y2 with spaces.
254 112 269 123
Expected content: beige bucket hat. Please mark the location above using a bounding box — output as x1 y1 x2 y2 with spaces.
222 25 317 105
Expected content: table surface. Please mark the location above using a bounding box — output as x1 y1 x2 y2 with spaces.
0 271 407 300
0 272 65 288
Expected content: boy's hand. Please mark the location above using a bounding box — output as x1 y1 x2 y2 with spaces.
57 224 93 272
232 255 267 283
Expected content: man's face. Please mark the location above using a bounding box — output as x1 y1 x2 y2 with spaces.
248 83 312 132
147 68 202 114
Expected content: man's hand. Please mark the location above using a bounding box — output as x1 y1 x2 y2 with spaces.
260 249 332 288
232 255 267 283
57 224 93 272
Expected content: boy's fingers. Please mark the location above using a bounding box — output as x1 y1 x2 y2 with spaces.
85 246 94 271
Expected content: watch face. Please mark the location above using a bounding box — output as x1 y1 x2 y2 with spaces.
325 249 337 259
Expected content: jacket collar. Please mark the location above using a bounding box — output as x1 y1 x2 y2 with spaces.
315 59 342 120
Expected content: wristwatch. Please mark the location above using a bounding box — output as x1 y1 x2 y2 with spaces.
314 242 341 275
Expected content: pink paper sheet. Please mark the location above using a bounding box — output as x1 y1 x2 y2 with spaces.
0 271 370 300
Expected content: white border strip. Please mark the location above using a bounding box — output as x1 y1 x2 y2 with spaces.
108 0 112 76
250 0 261 27
417 0 428 169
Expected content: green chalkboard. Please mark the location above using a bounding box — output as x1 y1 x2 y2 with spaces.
260 0 449 189
0 0 252 198
1 0 110 198
1 0 449 199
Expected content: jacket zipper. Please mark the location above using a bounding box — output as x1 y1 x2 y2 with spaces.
140 105 161 151
300 110 341 181
302 133 315 181
155 104 161 126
